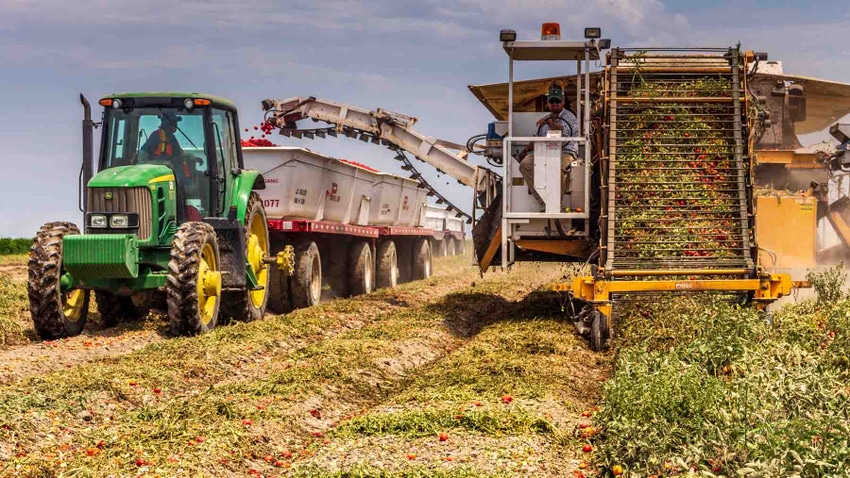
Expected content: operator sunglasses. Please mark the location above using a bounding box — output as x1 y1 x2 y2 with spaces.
548 98 563 104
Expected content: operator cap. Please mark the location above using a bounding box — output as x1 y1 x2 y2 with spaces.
547 84 564 103
159 111 182 123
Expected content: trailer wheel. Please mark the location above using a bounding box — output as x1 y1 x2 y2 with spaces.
27 222 90 340
348 241 373 296
222 192 270 323
375 240 398 289
445 238 456 256
589 310 610 352
166 222 222 336
433 239 446 258
267 247 294 314
396 240 412 284
293 241 322 308
96 291 149 327
412 238 432 280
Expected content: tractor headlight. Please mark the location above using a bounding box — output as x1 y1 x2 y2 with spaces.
90 214 107 228
184 98 195 110
110 214 130 228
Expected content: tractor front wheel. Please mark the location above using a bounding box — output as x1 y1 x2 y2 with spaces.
166 222 222 336
27 222 90 340
222 192 270 322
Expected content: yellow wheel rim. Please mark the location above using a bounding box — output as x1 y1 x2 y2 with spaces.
247 211 269 308
197 242 221 325
62 289 86 323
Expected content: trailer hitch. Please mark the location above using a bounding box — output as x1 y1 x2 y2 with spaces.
263 245 295 275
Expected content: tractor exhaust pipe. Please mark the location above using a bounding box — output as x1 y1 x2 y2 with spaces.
80 94 94 212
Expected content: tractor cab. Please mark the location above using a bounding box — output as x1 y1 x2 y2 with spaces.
97 94 242 222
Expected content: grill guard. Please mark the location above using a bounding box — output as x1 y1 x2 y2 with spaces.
86 187 153 240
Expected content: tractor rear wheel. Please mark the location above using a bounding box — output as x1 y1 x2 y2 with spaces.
412 238 432 280
375 240 398 289
166 222 222 336
222 193 270 322
292 241 322 308
96 291 150 327
27 222 90 340
348 241 373 296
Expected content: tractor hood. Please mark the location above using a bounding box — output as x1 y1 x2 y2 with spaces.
88 164 175 188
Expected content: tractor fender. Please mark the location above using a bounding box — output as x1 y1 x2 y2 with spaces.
230 170 266 224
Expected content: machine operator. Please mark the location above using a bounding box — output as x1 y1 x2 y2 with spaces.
517 84 579 209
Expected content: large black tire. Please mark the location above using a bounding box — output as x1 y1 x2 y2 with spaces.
348 241 373 297
292 241 322 308
412 238 432 281
323 244 349 298
166 222 221 336
589 310 610 352
433 239 446 258
375 240 398 289
267 246 294 314
222 192 270 323
27 222 91 340
396 240 413 284
96 291 149 327
445 238 456 256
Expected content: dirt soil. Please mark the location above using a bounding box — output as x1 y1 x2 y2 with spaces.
0 256 171 383
0 253 608 477
0 264 25 283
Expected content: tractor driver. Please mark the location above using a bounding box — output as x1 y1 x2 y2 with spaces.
139 112 202 187
517 84 579 210
139 111 185 164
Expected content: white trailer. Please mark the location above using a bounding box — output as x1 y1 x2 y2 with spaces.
424 204 466 257
243 147 451 312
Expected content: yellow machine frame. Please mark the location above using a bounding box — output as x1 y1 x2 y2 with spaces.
556 273 793 324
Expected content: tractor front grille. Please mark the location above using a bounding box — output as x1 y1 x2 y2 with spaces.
86 187 153 240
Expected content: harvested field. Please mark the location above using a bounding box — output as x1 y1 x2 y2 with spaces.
2 251 847 477
0 251 611 477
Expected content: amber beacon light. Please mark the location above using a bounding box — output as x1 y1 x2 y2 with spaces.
541 23 560 40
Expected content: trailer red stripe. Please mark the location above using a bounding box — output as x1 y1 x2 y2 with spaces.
267 220 380 238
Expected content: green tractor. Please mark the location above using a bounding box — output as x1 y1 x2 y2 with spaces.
28 93 271 338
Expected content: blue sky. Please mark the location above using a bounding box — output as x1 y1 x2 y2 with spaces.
1 0 849 237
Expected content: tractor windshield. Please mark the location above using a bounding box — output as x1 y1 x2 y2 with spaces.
102 107 209 170
101 106 215 215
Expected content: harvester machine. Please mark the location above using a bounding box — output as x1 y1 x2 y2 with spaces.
469 27 794 350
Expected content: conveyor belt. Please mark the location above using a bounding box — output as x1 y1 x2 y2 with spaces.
603 48 755 277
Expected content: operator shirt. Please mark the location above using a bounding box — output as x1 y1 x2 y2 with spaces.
140 128 184 159
538 108 579 157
